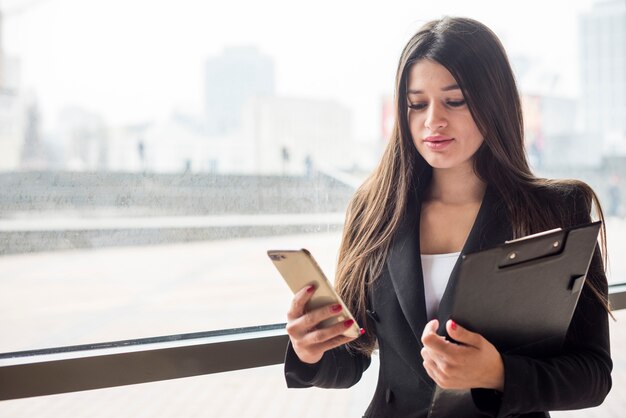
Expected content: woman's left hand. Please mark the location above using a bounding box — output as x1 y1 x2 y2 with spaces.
420 319 505 391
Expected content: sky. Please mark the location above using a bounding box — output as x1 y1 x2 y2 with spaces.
2 0 596 140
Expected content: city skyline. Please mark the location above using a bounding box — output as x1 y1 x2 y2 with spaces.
2 0 596 141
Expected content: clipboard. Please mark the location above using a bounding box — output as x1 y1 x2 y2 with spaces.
443 220 602 356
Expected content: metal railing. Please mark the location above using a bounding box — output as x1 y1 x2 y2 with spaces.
0 284 624 401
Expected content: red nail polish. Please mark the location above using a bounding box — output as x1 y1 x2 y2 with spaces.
359 328 366 335
331 304 342 313
344 319 354 327
450 320 457 331
306 285 315 293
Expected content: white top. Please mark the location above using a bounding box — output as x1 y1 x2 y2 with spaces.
420 252 461 320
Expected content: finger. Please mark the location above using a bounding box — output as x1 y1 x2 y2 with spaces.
287 285 316 321
422 355 442 383
301 318 358 347
421 319 449 352
422 330 466 360
286 302 345 337
421 344 449 368
420 346 434 363
310 334 355 354
422 352 456 389
420 319 439 344
446 320 482 348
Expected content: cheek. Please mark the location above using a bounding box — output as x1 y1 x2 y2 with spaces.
407 112 424 140
461 117 485 148
469 132 484 149
471 130 485 151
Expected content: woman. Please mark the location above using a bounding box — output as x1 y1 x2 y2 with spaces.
284 17 612 417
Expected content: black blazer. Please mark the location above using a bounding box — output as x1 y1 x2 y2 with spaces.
284 184 612 418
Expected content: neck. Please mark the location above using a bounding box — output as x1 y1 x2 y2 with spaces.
426 165 487 205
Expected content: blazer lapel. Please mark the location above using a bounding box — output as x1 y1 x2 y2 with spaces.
387 189 429 342
387 185 513 342
436 186 513 331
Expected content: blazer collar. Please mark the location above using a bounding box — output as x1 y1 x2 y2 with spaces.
386 185 512 342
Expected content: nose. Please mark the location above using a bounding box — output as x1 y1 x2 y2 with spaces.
424 102 448 131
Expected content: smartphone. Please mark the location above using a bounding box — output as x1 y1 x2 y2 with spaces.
267 248 360 338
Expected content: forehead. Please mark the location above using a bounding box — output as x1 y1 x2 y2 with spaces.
406 60 459 92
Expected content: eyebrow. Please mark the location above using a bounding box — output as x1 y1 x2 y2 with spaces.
407 84 460 94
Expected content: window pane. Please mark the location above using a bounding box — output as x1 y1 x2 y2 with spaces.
0 231 342 352
1 0 625 352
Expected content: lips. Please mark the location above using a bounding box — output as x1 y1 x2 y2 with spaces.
423 135 454 150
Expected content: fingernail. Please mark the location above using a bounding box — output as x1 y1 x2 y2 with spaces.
344 319 354 327
359 328 366 335
306 285 315 293
331 304 342 313
450 320 457 331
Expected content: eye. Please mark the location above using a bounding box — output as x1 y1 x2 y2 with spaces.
446 99 466 108
408 103 427 110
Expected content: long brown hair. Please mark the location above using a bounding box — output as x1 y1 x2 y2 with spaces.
335 17 609 355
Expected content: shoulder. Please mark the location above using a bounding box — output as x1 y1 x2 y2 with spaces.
532 180 583 199
532 180 593 226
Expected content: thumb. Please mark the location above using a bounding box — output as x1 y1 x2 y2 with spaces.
446 319 481 347
421 319 439 342
429 319 439 332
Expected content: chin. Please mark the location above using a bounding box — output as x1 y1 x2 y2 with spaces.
423 156 474 171
423 158 458 170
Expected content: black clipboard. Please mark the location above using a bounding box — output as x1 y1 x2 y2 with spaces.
442 220 602 356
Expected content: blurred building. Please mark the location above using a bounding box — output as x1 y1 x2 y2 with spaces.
580 0 626 161
241 96 354 174
20 98 46 169
521 93 589 169
0 94 25 171
106 116 233 174
510 48 591 170
204 46 275 137
0 53 25 171
105 95 357 176
58 107 108 171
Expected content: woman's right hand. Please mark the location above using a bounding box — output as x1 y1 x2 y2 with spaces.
286 285 359 364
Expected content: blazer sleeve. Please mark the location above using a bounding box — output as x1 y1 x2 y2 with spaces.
472 186 613 417
284 340 371 389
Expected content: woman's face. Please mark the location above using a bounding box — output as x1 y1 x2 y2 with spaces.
407 59 484 171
